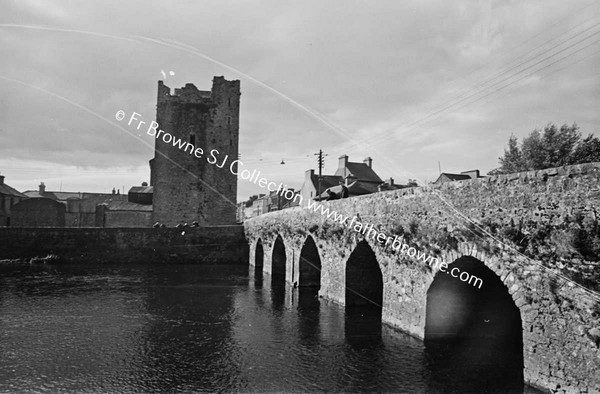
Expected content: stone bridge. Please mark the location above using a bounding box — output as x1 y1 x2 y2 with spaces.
244 163 600 393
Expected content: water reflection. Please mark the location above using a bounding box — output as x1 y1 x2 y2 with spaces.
0 263 540 393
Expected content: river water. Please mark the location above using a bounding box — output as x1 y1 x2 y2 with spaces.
0 263 542 393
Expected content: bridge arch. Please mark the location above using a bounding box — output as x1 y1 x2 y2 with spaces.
425 255 523 390
345 240 383 308
299 235 321 288
254 238 264 274
271 234 286 285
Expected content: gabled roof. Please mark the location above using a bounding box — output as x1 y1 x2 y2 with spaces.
0 183 27 198
310 174 343 190
333 162 382 183
129 186 153 194
102 200 152 211
433 173 472 185
441 173 471 181
317 180 379 200
23 190 83 200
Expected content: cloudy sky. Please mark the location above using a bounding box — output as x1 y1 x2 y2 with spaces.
1 0 598 200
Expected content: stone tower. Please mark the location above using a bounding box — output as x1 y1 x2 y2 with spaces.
150 76 240 226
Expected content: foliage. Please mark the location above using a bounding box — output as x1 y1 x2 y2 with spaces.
496 123 600 174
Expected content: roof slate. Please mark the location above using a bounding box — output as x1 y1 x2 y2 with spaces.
0 183 27 198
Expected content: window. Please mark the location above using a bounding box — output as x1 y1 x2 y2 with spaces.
226 116 232 125
190 134 196 145
228 97 231 107
230 139 232 146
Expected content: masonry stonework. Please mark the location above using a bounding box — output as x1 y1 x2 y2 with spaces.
151 77 240 226
244 163 600 394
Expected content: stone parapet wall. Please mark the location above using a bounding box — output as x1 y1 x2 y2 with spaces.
0 226 248 264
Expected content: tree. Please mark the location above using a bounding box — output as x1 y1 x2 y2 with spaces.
497 123 598 174
499 134 525 173
572 134 600 164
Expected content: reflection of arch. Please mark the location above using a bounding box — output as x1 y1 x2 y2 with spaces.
425 256 523 391
271 235 286 284
299 236 321 288
255 239 264 272
345 240 383 308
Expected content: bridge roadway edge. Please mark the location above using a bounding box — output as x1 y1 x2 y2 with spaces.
244 163 600 394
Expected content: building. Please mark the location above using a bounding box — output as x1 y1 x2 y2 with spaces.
150 77 240 226
23 182 128 227
301 154 386 202
128 183 153 205
434 169 484 185
236 188 300 222
12 198 66 227
0 175 28 226
95 201 153 228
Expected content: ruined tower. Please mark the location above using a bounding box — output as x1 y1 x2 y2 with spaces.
150 76 240 226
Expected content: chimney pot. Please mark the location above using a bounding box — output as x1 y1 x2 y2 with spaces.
39 182 46 193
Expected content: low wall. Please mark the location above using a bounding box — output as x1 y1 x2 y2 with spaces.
0 226 248 264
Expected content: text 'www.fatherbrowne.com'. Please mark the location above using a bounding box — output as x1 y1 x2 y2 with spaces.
305 199 484 289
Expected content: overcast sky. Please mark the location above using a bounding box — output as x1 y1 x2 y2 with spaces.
1 0 598 201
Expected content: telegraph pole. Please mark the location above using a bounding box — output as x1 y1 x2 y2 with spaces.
314 149 327 200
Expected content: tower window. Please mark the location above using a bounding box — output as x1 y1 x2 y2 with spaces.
228 98 231 108
230 139 232 146
226 116 232 125
190 134 196 145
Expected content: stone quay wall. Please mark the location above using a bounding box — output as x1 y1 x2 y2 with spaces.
244 163 600 393
0 226 248 264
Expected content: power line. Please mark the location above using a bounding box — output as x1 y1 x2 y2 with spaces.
364 27 600 148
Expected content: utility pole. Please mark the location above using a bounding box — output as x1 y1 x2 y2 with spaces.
314 149 327 201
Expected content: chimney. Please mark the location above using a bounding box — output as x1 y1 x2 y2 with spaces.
338 154 348 170
0 175 4 185
112 187 116 195
387 177 394 185
39 182 46 193
305 169 315 181
363 157 373 168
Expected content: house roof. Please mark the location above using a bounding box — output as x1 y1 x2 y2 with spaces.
103 200 153 211
0 182 27 198
317 180 379 200
23 190 83 200
129 186 154 194
341 162 383 183
436 173 471 182
310 174 343 190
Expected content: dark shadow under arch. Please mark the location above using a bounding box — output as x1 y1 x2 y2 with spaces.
255 239 264 272
299 236 321 288
271 235 286 286
425 256 524 392
344 240 383 344
345 240 383 308
253 239 264 287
